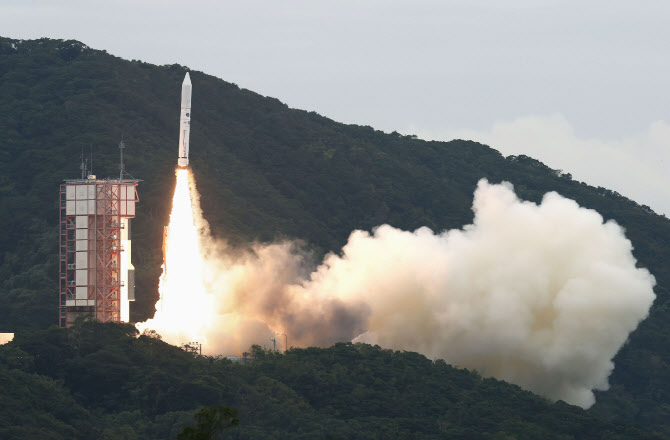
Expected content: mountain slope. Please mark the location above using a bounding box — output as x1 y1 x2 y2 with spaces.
0 37 669 432
0 322 663 439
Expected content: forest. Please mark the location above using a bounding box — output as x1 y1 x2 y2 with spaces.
0 37 669 437
0 321 664 439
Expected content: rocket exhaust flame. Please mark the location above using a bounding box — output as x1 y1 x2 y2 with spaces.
139 168 213 342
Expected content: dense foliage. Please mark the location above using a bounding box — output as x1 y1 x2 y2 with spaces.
177 405 239 440
0 322 662 439
0 37 669 434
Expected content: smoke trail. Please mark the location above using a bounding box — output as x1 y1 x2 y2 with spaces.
202 241 370 349
144 176 656 408
310 180 657 408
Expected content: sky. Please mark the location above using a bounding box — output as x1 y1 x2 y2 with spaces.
1 0 668 216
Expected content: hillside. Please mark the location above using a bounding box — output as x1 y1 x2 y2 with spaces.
0 321 663 439
0 37 669 433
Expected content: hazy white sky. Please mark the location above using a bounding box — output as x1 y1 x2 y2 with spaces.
1 0 668 215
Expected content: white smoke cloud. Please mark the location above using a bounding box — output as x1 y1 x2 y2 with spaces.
200 241 370 352
147 178 656 409
313 180 656 408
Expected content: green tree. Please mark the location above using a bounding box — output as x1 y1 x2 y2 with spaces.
176 405 239 440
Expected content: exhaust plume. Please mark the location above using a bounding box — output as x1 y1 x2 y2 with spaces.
142 176 656 409
316 180 656 408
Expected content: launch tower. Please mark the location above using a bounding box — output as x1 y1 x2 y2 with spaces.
58 163 139 327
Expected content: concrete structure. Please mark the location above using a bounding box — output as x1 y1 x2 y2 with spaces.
59 175 139 327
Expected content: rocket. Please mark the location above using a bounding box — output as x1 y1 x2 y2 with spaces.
177 72 192 167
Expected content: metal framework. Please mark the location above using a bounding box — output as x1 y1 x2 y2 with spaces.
59 178 138 327
58 184 69 327
95 181 122 323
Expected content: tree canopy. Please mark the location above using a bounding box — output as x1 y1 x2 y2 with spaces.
0 322 662 439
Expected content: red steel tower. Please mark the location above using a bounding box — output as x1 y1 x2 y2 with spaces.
59 175 139 327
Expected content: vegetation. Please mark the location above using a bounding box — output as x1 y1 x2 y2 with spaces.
177 405 239 440
0 37 669 435
0 322 663 439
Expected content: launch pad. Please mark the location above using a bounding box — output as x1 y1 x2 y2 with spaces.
59 176 139 327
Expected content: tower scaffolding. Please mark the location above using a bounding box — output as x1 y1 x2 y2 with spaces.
59 175 139 327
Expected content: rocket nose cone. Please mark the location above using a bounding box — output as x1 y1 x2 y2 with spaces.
183 72 191 85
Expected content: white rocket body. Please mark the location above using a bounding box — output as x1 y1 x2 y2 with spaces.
178 72 192 167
